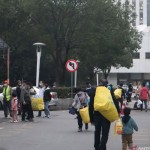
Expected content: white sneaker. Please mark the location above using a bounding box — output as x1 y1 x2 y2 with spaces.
14 120 18 123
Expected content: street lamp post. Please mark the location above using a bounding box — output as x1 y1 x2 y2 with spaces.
33 42 46 87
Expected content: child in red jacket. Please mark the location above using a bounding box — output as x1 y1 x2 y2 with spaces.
11 93 18 123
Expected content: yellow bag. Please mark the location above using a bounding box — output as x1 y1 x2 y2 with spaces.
79 107 90 123
94 87 119 122
31 98 44 111
114 89 122 99
114 118 123 135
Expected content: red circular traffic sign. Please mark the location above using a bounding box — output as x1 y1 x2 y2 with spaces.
65 59 78 72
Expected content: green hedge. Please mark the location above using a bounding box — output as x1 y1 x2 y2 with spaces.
51 87 71 98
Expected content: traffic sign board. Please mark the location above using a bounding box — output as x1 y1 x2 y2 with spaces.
65 59 78 72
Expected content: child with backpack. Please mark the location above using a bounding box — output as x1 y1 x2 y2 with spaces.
122 107 138 150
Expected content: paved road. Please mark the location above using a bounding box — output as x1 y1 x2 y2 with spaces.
0 109 150 150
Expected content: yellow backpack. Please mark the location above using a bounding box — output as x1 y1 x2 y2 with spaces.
94 86 119 122
114 89 122 99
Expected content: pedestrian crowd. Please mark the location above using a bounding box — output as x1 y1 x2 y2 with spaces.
1 78 149 150
71 79 150 150
1 80 52 123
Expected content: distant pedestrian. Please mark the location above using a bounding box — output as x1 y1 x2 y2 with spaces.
11 93 18 123
122 107 138 150
108 84 120 114
140 82 149 112
126 83 133 103
85 82 95 124
118 83 126 110
43 84 51 118
16 80 22 115
20 81 34 121
3 80 12 118
28 82 35 120
72 88 89 132
37 81 45 117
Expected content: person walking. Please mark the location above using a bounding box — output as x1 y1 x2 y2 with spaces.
140 82 149 112
16 80 22 115
108 84 120 114
126 83 133 103
85 82 95 124
43 84 51 118
122 107 138 150
118 83 126 110
72 88 89 132
3 80 12 118
89 79 111 150
11 93 18 123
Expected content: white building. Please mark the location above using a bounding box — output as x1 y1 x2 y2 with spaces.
108 0 150 87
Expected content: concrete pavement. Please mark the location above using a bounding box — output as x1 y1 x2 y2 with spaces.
0 110 150 150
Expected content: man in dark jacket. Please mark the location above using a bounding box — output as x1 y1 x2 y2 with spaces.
43 84 51 118
20 81 34 121
89 79 111 150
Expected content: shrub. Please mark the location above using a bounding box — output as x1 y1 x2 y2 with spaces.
51 87 71 98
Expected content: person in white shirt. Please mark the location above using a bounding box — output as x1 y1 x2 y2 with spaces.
37 81 45 117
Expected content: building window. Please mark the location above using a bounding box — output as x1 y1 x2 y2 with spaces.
148 0 150 26
133 52 140 59
145 52 150 59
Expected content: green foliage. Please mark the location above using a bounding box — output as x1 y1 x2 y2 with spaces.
78 0 142 79
51 87 71 98
0 0 142 85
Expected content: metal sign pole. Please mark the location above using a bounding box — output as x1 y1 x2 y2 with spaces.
71 72 73 98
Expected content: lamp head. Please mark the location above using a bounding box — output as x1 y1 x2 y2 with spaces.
33 42 46 46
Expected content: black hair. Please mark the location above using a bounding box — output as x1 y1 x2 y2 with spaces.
120 83 123 87
99 79 108 86
124 107 131 116
12 92 17 97
142 82 146 87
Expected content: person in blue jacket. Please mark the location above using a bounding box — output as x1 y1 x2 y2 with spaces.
122 107 138 150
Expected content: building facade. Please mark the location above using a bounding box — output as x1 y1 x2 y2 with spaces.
108 0 150 87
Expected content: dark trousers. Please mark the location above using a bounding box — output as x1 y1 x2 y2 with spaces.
77 112 88 129
127 95 131 102
94 113 111 150
22 104 27 121
140 100 148 111
38 110 42 116
17 100 21 115
3 100 11 117
26 102 34 119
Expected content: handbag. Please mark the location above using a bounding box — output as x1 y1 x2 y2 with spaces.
69 107 77 115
